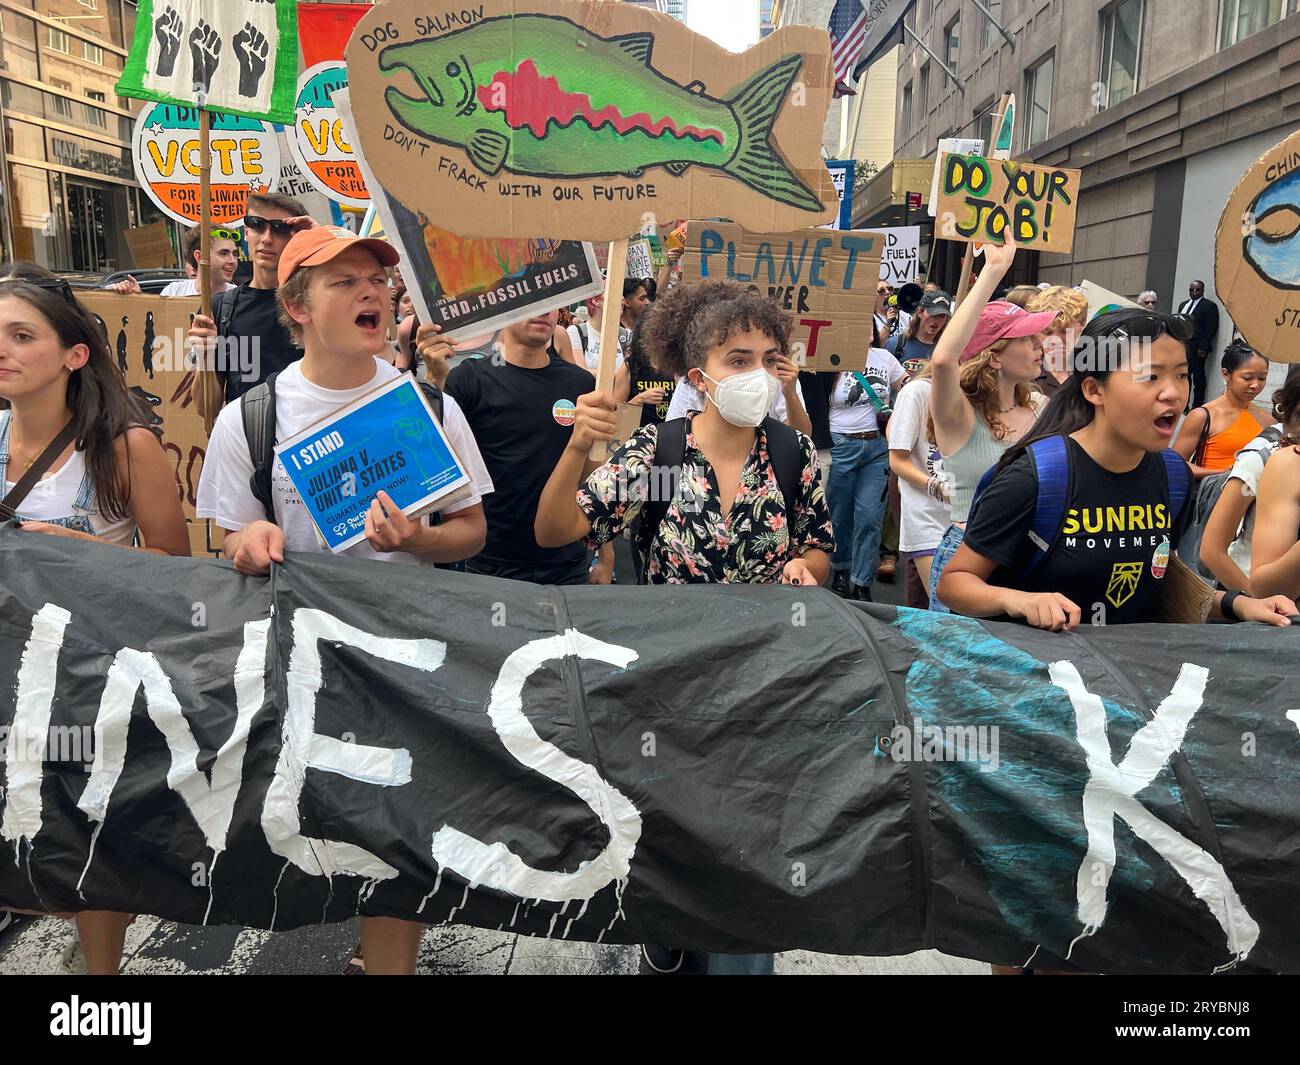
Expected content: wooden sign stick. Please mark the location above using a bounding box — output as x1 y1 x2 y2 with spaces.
590 237 628 462
193 103 222 435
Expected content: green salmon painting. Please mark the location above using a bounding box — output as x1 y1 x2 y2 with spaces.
377 14 824 212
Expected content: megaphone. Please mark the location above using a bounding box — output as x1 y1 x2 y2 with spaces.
893 283 924 314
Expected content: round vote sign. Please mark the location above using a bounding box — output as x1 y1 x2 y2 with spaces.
132 104 281 228
287 62 370 209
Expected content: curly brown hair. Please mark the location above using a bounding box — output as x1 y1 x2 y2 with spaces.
926 341 1036 446
638 279 790 377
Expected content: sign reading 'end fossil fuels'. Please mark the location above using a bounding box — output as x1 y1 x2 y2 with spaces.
344 0 838 240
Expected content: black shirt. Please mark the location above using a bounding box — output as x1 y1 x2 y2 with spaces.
963 437 1194 625
218 285 304 402
444 352 594 568
623 340 676 427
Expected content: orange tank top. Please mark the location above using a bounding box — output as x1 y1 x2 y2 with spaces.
1201 409 1262 472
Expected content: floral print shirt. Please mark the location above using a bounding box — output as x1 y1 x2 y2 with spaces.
577 414 835 584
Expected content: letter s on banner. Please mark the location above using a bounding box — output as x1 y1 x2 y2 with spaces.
431 629 643 904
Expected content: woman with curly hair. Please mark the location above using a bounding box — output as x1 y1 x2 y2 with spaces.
924 240 1056 611
536 278 833 590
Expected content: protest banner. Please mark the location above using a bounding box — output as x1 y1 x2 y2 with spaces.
273 375 473 552
338 90 602 339
682 221 881 371
288 62 371 208
301 2 374 69
75 292 219 557
2 534 1296 974
116 0 299 125
877 225 920 284
125 222 178 269
344 0 837 240
935 153 1080 254
132 104 281 228
822 160 856 230
1078 279 1140 322
1216 127 1300 363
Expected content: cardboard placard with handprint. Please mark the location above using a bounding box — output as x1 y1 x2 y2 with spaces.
273 375 475 553
116 0 299 124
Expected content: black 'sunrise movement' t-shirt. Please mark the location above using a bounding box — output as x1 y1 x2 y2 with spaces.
963 436 1194 625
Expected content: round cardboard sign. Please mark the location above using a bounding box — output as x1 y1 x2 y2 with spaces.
287 62 370 208
1216 127 1300 363
132 104 280 227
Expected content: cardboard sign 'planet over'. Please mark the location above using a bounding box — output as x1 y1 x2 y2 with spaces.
344 0 837 241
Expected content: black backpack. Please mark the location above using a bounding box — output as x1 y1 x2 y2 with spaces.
240 371 445 523
635 416 803 583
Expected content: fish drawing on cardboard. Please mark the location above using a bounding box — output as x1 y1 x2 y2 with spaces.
347 0 837 240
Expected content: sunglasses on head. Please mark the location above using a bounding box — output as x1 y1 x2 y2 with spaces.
0 276 77 305
243 214 295 237
1100 313 1195 343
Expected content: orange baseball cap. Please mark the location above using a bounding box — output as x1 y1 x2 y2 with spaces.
277 225 400 287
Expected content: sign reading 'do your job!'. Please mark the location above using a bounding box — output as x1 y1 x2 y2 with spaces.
934 153 1081 254
682 221 880 372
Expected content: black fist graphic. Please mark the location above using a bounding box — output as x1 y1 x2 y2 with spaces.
154 6 183 78
188 19 222 97
232 22 270 99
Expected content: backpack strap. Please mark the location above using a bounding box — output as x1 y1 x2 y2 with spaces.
1021 435 1072 580
1160 448 1193 523
216 285 241 336
240 371 279 523
636 417 688 582
761 416 803 519
1190 406 1212 467
417 379 444 424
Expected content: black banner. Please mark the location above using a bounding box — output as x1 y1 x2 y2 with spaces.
1 533 1296 973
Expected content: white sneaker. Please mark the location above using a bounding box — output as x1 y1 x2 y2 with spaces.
58 939 87 976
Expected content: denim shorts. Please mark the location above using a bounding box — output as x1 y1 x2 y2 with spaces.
927 524 966 614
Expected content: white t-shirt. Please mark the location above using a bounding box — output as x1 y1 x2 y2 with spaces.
828 348 906 435
160 279 235 298
666 376 805 422
1223 433 1282 577
887 379 950 553
0 412 135 545
196 359 493 565
567 322 629 372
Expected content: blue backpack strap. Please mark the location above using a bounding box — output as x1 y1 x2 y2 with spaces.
1023 435 1071 580
1159 448 1193 522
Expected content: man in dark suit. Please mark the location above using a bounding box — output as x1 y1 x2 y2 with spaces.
1178 280 1220 409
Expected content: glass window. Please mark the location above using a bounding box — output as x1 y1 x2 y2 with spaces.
50 79 74 119
945 16 960 69
975 101 995 150
903 82 914 132
1220 0 1300 48
1025 54 1054 148
46 26 70 53
78 0 100 10
980 0 1003 50
1099 0 1143 109
919 63 930 115
84 39 103 64
84 90 107 129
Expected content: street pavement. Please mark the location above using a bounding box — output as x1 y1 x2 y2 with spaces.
1 564 967 975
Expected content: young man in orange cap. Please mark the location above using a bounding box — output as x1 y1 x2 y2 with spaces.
197 227 495 973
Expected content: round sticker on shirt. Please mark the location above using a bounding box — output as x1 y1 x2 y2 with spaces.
552 399 577 427
1152 537 1170 579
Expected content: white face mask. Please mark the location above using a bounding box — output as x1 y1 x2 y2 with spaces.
699 366 778 428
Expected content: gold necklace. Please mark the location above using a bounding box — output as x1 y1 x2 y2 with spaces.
9 426 66 470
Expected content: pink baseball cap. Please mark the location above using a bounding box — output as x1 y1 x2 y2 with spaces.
960 300 1058 362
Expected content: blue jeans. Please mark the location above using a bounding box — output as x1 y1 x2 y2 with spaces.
827 434 890 587
928 523 966 613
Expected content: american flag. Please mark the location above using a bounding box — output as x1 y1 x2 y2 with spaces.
828 0 868 97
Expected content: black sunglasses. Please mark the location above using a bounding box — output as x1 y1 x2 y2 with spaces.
243 214 295 237
1101 313 1195 343
0 276 77 305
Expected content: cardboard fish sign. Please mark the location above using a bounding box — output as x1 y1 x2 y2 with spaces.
345 0 838 240
1217 127 1300 362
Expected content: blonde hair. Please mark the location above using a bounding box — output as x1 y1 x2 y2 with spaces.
926 340 1034 445
1003 285 1041 309
276 267 312 346
1027 286 1088 333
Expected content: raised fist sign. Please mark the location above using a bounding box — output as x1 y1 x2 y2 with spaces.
153 5 183 78
188 19 221 96
232 22 269 99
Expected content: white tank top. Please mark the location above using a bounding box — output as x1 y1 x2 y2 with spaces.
0 412 136 545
